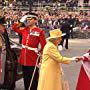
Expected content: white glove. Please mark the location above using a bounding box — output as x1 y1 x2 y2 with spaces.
20 15 28 23
58 45 63 51
71 57 77 61
11 44 17 48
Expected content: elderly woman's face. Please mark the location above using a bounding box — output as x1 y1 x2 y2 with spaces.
54 37 62 45
57 37 62 43
0 25 5 33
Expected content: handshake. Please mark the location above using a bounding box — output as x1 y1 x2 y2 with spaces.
71 56 84 62
71 52 90 62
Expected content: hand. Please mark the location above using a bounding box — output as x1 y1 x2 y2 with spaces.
71 57 78 61
20 15 27 23
75 56 84 62
18 22 24 27
36 63 41 68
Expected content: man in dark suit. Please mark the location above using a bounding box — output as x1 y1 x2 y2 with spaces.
60 18 71 49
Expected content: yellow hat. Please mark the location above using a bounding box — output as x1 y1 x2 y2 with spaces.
47 29 66 40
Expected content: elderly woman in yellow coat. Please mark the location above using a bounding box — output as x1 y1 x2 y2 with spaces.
37 29 75 90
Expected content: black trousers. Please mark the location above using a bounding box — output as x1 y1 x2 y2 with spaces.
18 34 22 44
22 66 39 90
60 37 69 49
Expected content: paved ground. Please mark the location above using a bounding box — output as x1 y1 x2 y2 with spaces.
14 39 90 90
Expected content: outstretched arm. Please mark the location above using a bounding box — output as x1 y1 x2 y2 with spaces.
76 51 90 62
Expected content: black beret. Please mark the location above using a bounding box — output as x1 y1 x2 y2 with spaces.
29 12 38 17
26 12 38 19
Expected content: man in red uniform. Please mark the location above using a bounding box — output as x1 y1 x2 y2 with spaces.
12 13 46 90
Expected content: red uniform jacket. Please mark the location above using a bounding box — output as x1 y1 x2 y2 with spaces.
12 23 46 66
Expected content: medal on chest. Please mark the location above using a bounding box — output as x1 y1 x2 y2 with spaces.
29 30 40 36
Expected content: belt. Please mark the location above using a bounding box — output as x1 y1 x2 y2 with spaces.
22 44 38 53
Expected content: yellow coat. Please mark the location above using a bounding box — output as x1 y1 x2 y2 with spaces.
37 41 72 90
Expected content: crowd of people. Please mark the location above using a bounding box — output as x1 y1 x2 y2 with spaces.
0 7 90 37
0 7 89 49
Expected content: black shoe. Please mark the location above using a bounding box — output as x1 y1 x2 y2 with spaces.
65 46 68 49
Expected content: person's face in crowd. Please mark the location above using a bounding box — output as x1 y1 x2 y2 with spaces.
0 25 5 33
26 17 37 27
